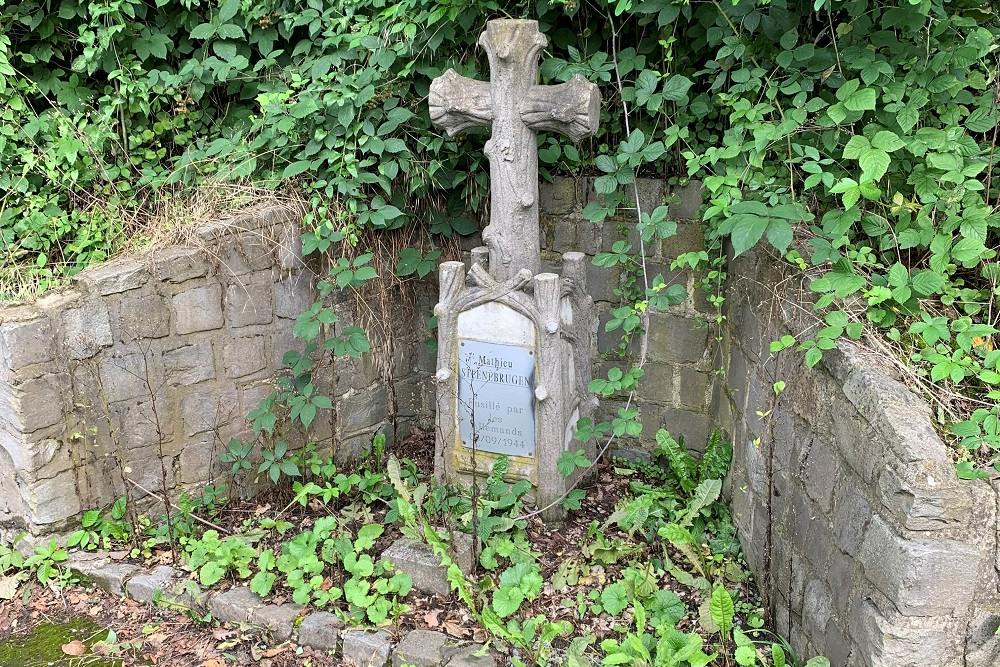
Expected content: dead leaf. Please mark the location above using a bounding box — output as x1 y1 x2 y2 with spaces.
263 645 288 658
201 660 225 667
62 640 87 656
211 628 236 640
0 575 20 600
443 620 469 638
423 609 441 628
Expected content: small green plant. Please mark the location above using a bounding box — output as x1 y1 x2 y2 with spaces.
68 496 132 551
182 530 256 586
23 539 70 587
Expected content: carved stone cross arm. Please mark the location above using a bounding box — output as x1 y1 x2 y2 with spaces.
428 19 601 282
428 71 599 142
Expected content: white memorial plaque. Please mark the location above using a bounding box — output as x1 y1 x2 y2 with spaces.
458 338 536 457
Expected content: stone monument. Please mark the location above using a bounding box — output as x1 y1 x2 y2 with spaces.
428 19 600 519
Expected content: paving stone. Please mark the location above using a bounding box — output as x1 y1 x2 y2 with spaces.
298 611 342 650
252 603 305 642
392 629 448 666
443 643 495 667
89 562 141 596
173 284 224 334
342 629 392 667
125 565 177 604
209 586 264 624
383 532 473 597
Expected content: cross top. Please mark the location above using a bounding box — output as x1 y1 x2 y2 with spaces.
429 19 601 283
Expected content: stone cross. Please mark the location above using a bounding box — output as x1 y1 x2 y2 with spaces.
429 19 600 283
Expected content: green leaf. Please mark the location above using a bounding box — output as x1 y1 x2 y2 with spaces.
200 561 226 586
729 214 769 256
911 270 945 296
660 74 693 102
218 0 241 22
600 582 629 616
491 586 524 618
858 148 891 182
709 585 735 639
844 87 877 112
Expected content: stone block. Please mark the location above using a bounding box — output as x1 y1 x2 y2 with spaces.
178 436 218 484
181 390 236 436
803 443 840 513
802 579 833 641
113 400 169 451
173 284 224 334
225 280 273 327
89 562 140 596
662 222 704 260
392 629 448 667
222 336 267 379
63 301 113 359
275 272 314 319
218 232 274 275
382 532 473 596
8 374 66 433
342 629 392 667
676 366 711 412
77 259 149 295
635 178 666 213
647 312 708 365
99 353 149 403
277 225 304 270
586 262 618 303
666 181 703 220
636 363 673 405
657 407 712 451
831 486 871 557
154 247 209 283
539 177 579 215
0 317 53 369
117 293 170 340
858 515 982 617
209 586 264 624
164 341 215 386
251 602 305 642
125 565 177 604
827 549 855 618
338 386 389 437
298 611 342 650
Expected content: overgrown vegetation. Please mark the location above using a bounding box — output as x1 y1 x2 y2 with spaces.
2 428 828 666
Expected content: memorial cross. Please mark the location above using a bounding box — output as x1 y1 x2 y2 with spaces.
429 19 600 282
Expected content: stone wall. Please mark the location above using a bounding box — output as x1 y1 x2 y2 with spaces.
532 177 717 451
719 250 1000 666
0 206 434 539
